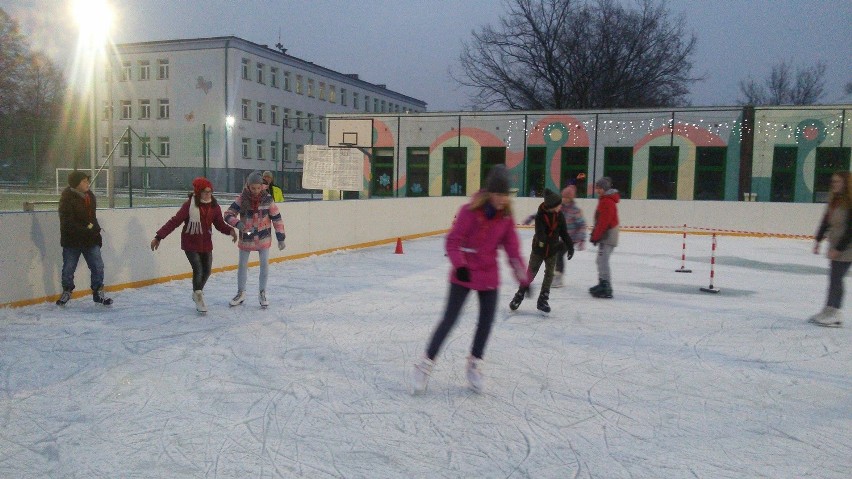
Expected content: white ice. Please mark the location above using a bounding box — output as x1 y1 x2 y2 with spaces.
0 230 849 478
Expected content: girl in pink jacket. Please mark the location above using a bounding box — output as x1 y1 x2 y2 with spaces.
412 166 529 393
224 171 286 308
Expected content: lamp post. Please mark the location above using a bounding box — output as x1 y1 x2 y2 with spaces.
73 0 112 196
225 115 235 192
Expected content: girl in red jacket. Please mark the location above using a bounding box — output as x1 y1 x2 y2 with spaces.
589 177 620 299
151 177 237 312
412 166 529 394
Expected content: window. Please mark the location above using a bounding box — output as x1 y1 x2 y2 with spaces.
241 99 251 120
694 147 727 200
380 100 386 113
561 147 589 197
526 147 546 196
365 95 371 112
284 71 291 91
329 85 336 103
270 67 278 88
407 147 430 197
371 148 395 197
158 137 170 157
647 146 678 200
120 136 130 157
307 79 315 97
256 63 265 84
271 141 278 162
241 58 250 80
242 138 251 158
771 147 797 202
319 116 325 133
341 88 348 106
353 92 359 110
102 101 111 120
101 137 109 156
256 102 265 123
270 105 279 125
158 99 170 119
104 65 111 82
157 59 169 79
374 99 380 112
139 99 150 119
120 100 131 119
257 139 265 160
307 113 314 131
603 146 632 198
140 136 151 156
814 147 851 202
139 60 150 80
442 147 467 196
296 75 303 94
283 108 291 128
296 111 303 129
121 61 131 81
480 148 505 190
319 82 326 100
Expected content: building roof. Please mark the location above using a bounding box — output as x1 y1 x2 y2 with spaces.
113 35 427 108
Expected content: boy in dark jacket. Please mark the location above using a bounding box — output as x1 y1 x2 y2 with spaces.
510 189 574 313
57 170 111 306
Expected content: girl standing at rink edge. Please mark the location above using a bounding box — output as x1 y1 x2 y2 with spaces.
225 171 286 308
808 170 851 327
412 165 530 394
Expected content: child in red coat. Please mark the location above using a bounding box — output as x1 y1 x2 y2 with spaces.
151 177 237 312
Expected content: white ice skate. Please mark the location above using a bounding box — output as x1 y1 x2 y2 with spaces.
259 290 269 308
411 357 434 394
466 356 484 393
193 290 207 313
229 291 246 307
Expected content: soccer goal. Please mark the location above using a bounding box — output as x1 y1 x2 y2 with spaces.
55 168 109 194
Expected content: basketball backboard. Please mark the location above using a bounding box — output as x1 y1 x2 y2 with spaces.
327 118 373 148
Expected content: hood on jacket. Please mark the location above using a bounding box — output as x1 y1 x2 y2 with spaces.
601 189 620 202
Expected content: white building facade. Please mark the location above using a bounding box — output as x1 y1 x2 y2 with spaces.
95 36 426 193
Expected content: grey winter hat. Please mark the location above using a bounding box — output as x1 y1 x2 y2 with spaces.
246 171 265 186
595 176 612 191
543 189 562 208
485 165 510 194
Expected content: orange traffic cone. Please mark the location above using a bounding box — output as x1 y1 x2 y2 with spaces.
394 238 404 254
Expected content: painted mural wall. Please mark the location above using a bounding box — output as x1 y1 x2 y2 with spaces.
336 106 850 203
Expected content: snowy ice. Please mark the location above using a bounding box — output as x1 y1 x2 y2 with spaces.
0 230 849 478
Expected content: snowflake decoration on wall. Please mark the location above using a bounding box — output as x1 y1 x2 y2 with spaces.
410 183 423 194
450 183 462 195
379 173 391 188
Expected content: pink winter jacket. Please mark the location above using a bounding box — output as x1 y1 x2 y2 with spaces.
446 194 529 291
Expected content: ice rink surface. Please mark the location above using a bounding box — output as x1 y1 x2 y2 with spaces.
1 230 849 478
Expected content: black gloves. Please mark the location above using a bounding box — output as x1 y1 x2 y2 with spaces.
456 267 471 282
566 247 574 261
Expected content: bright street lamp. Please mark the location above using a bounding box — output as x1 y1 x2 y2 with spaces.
73 0 113 201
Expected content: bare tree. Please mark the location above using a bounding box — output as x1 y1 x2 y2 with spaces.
0 8 27 116
454 0 700 110
738 60 827 105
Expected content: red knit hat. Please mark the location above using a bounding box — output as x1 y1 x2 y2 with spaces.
192 177 213 194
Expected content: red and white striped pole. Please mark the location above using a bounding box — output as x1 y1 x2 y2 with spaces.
675 223 692 273
700 233 720 293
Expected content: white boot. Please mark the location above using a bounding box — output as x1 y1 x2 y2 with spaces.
551 272 564 288
812 307 842 328
411 357 435 394
807 306 829 323
259 290 269 308
193 290 207 313
229 291 246 306
466 356 484 393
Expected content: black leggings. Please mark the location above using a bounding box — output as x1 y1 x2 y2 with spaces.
826 260 851 309
426 283 498 361
185 251 213 291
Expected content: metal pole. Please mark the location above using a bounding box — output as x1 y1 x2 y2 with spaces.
127 128 133 208
202 123 208 178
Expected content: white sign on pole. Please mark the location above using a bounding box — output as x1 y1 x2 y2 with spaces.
301 145 364 191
